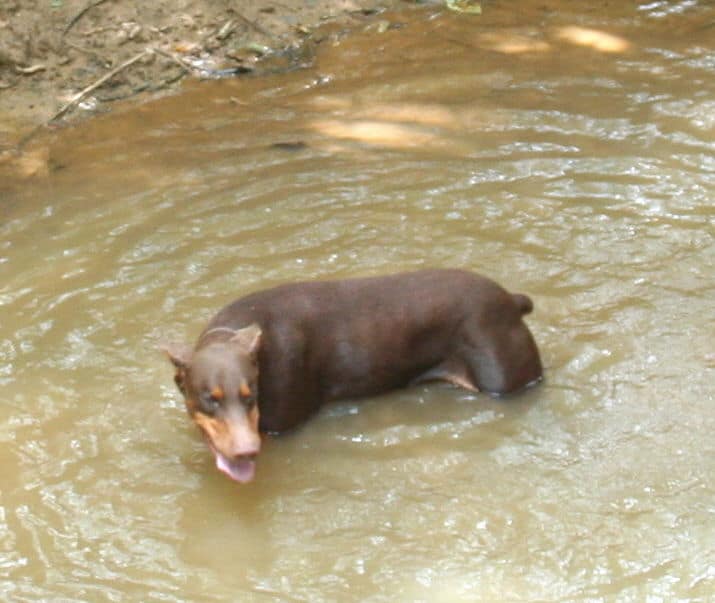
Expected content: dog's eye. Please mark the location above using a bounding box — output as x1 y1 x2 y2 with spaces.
239 380 257 400
200 392 222 413
239 381 252 399
237 394 256 413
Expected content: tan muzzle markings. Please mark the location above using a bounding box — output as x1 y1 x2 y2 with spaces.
192 404 261 458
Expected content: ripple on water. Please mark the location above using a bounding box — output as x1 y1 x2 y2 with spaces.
1 2 714 601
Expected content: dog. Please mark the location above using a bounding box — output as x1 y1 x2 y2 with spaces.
164 269 542 483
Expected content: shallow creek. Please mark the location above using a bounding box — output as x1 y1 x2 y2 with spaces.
1 1 714 601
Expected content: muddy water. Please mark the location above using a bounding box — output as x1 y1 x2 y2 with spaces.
2 2 714 601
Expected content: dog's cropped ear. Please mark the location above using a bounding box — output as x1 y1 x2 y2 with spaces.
161 342 193 370
231 324 262 358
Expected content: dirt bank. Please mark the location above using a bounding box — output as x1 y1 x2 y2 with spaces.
0 0 408 153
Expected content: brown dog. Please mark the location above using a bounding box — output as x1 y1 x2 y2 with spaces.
164 269 542 483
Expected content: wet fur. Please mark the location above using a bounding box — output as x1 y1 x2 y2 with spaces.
165 269 543 481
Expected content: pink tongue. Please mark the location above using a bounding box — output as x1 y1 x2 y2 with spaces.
215 454 256 483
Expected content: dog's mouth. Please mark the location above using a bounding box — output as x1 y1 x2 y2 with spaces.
191 411 261 483
208 446 257 483
202 437 257 483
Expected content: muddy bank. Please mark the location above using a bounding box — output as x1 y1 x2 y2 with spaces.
0 0 409 152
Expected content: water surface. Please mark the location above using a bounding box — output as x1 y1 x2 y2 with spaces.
1 1 714 601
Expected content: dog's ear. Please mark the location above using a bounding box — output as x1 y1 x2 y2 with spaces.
231 324 262 358
161 342 193 370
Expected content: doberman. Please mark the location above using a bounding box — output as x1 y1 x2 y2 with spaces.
164 269 542 483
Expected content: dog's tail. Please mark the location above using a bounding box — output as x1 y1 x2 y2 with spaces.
512 293 533 315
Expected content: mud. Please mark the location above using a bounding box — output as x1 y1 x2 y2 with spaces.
0 0 408 150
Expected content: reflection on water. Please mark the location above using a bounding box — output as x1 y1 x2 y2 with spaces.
1 1 714 601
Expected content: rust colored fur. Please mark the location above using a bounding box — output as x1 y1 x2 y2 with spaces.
165 269 543 483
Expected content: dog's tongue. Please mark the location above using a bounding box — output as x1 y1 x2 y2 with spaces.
215 453 256 483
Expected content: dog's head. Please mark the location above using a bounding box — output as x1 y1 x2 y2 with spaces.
164 324 263 483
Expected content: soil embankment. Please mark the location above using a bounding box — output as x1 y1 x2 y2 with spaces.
0 0 406 155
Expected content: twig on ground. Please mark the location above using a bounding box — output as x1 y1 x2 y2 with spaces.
233 11 275 39
15 64 47 75
215 20 237 41
151 47 195 73
63 0 111 37
49 49 149 123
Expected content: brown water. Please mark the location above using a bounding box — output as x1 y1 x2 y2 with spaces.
2 2 714 601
